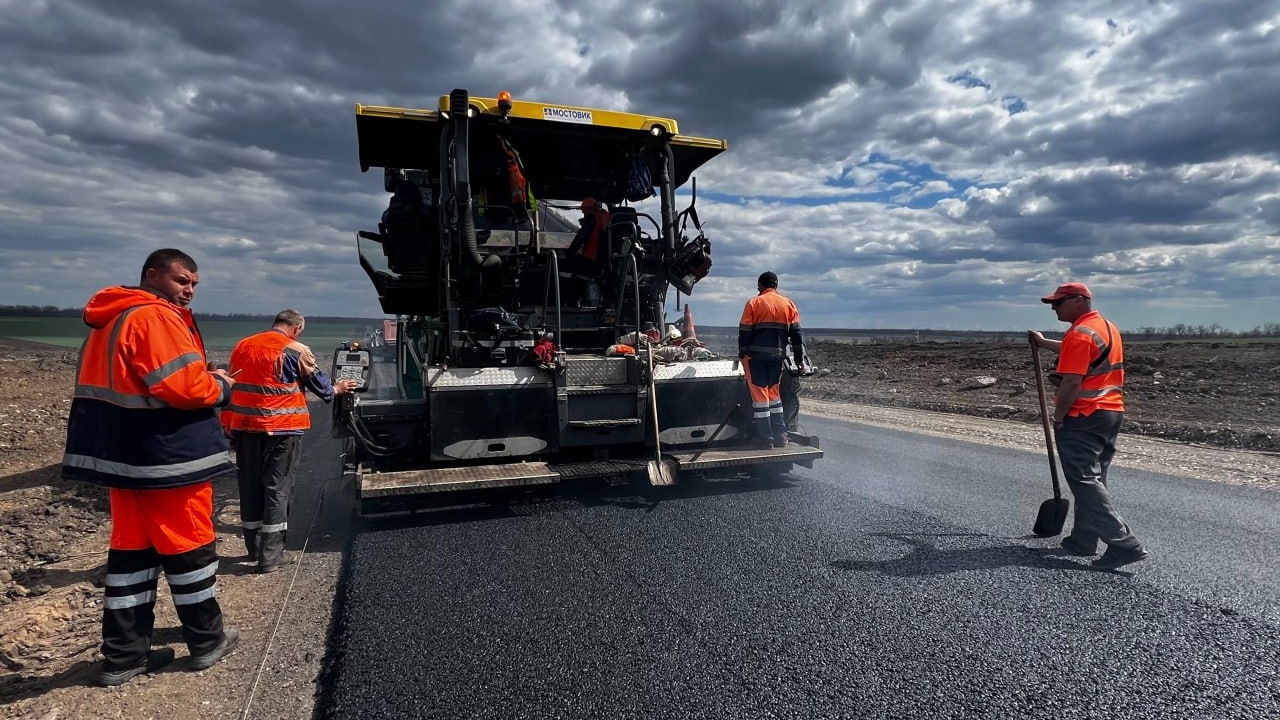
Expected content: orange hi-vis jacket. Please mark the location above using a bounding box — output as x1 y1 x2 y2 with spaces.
1057 310 1125 416
222 330 313 434
570 207 610 262
738 288 803 360
62 287 234 489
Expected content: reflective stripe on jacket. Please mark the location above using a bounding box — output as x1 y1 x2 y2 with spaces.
738 288 803 359
62 287 234 489
222 330 312 433
1058 311 1125 415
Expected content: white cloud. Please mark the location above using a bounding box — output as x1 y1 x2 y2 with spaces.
0 0 1276 333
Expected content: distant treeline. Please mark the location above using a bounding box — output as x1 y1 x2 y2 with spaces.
4 306 1276 340
1129 323 1280 340
0 305 379 324
695 324 1280 343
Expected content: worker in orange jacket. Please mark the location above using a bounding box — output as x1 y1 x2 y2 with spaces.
1029 282 1148 571
62 248 240 686
738 272 804 448
223 310 356 573
561 197 610 306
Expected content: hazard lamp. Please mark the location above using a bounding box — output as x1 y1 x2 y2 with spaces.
498 91 512 124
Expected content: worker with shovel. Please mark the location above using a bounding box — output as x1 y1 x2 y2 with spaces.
1028 282 1149 571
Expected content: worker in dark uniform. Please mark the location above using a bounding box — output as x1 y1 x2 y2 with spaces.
738 272 804 448
223 310 356 573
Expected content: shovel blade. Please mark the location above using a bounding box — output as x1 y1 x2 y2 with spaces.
647 458 678 486
1032 498 1070 537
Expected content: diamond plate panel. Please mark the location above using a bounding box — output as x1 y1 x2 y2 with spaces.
653 359 741 381
566 357 631 386
361 462 558 496
426 366 553 390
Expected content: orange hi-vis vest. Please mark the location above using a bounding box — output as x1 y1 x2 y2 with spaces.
62 286 234 489
581 207 610 261
222 330 312 433
1057 310 1125 416
738 288 803 360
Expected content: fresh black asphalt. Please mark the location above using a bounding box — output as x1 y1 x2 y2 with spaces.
314 414 1280 719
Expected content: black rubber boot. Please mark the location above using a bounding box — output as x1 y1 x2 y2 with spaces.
770 413 789 447
751 418 774 449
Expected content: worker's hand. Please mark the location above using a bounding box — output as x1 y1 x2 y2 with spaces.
334 379 360 395
1027 330 1046 348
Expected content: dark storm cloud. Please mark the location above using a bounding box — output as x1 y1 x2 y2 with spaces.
0 0 1275 331
586 0 923 140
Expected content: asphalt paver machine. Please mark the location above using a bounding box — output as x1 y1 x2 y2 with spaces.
333 89 821 514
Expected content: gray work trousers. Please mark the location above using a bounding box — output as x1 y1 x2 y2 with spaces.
234 432 302 568
781 372 801 432
1055 410 1141 551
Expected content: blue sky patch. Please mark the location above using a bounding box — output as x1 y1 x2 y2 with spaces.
1002 96 1027 115
693 153 986 210
947 69 990 90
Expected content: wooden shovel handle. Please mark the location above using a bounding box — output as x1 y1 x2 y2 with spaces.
1030 339 1064 500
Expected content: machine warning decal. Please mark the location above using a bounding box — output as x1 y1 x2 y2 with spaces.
543 107 593 124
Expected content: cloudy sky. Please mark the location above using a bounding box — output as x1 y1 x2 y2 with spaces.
2 0 1277 332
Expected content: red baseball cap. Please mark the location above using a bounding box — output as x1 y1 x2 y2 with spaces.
1041 282 1092 303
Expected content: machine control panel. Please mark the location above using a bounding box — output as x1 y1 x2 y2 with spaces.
332 345 372 392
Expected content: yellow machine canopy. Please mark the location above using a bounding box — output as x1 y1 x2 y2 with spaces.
355 93 727 201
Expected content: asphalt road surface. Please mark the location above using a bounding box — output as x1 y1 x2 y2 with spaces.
314 414 1280 720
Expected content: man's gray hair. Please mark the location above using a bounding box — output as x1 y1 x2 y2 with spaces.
273 309 305 328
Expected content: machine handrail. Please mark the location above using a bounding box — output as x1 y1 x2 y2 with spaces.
541 249 564 346
614 211 661 241
614 252 642 346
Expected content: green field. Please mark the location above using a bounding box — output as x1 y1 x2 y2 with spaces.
0 316 377 352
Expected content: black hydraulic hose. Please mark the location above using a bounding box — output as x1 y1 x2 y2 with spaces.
343 411 412 457
659 145 676 257
459 194 501 269
449 88 501 271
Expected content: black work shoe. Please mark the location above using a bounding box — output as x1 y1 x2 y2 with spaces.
1060 536 1098 556
258 552 297 574
1092 546 1150 571
189 627 240 671
96 647 175 686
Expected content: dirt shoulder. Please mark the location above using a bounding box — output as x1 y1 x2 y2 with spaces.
801 338 1280 453
1 337 1276 719
0 338 344 720
801 399 1280 492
